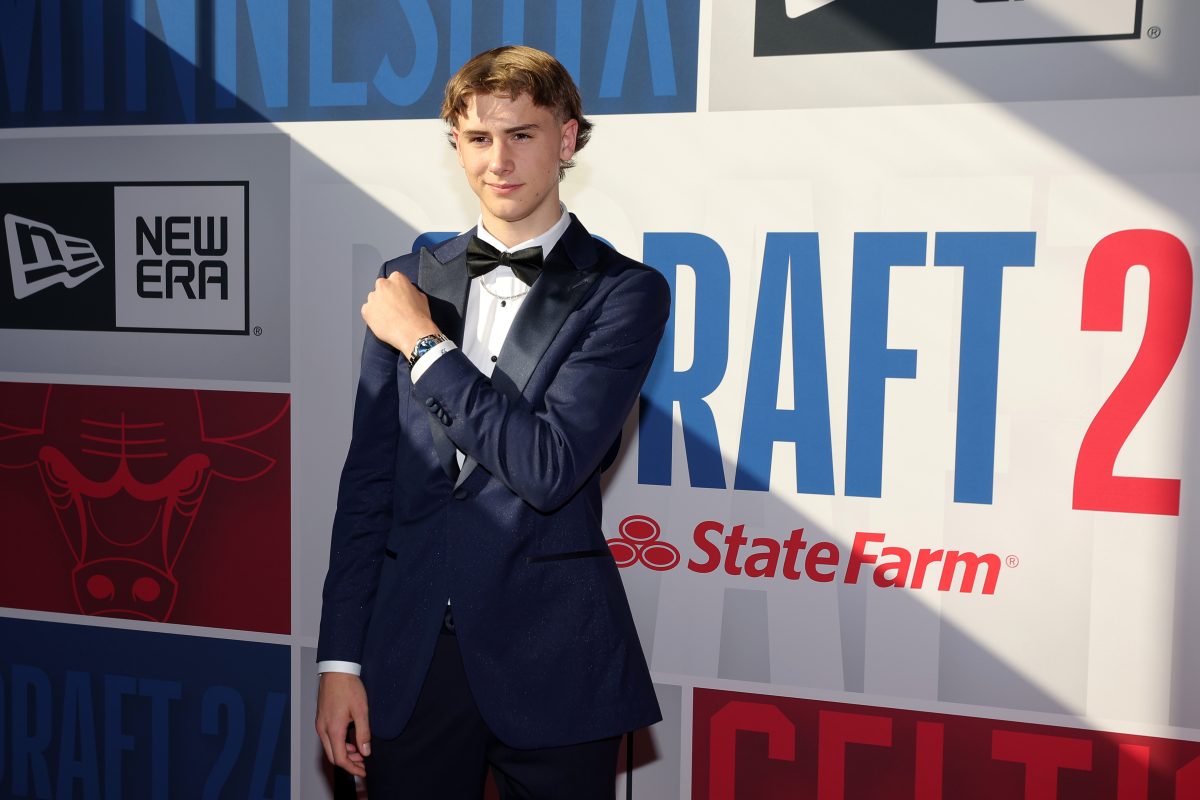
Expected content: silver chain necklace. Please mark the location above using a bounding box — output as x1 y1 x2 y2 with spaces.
478 278 530 307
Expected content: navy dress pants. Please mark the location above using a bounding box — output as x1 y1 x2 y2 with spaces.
363 609 621 800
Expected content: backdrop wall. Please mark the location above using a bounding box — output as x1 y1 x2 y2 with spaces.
2 1 1198 797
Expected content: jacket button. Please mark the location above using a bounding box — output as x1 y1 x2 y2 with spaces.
425 397 437 408
453 488 468 500
439 411 452 425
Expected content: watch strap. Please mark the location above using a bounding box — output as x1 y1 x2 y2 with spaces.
407 333 448 367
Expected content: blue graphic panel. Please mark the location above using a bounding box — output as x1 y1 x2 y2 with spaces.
0 0 700 127
0 617 289 799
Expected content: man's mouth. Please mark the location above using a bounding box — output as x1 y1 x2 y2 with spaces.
488 183 523 195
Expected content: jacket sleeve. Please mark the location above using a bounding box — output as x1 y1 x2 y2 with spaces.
316 304 402 663
412 265 671 513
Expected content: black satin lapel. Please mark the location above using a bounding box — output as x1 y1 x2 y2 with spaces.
455 266 599 489
417 247 467 480
418 247 468 347
493 267 598 398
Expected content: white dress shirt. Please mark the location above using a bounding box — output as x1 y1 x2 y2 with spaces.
318 207 572 677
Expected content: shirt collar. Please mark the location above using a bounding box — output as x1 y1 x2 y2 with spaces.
474 204 571 257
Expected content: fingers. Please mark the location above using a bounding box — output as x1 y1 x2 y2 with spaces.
318 728 334 766
335 740 367 777
356 716 373 760
376 273 412 294
330 721 366 778
316 674 370 778
360 271 436 354
317 716 364 777
376 272 425 296
368 272 427 306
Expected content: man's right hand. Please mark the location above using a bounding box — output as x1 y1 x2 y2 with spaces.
316 672 372 778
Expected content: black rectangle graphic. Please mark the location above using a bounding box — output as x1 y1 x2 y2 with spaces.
1 182 250 335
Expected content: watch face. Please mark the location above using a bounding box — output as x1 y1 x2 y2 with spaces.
409 334 443 366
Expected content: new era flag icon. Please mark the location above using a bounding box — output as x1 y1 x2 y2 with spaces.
784 0 837 17
6 213 106 299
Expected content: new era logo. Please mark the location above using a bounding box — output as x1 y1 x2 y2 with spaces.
784 0 837 18
756 0 1141 56
1 182 249 334
114 184 248 333
5 214 105 300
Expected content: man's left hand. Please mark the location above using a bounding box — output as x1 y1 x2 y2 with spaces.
362 272 439 355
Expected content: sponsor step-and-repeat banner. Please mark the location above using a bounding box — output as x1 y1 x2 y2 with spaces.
692 689 1200 798
0 382 290 632
712 0 1192 108
755 0 1143 55
3 0 1200 797
0 0 700 125
0 133 290 381
0 131 295 792
0 617 289 799
4 182 249 333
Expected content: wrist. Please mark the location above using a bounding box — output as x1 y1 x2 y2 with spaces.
394 320 439 356
407 332 447 366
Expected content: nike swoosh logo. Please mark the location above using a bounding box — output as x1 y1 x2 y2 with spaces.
785 0 839 18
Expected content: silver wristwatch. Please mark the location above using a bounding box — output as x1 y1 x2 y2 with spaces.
407 333 447 367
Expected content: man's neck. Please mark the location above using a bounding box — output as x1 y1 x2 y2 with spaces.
481 205 562 248
477 205 571 255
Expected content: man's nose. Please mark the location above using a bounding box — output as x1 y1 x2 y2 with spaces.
488 140 511 173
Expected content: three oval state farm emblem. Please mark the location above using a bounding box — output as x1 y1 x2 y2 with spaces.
608 514 680 571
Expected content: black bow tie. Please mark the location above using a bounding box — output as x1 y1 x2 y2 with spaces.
466 236 543 286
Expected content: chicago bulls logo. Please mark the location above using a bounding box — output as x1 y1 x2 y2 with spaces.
0 383 288 625
607 514 680 571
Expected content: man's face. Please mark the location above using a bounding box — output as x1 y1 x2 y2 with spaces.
452 92 578 245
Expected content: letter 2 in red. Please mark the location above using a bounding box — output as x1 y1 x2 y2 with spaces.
1074 229 1193 515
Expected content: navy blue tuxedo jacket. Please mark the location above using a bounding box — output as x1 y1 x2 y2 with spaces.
317 215 668 748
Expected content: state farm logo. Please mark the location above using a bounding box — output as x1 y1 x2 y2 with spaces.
0 182 249 334
756 0 1141 56
607 515 681 571
5 214 105 299
610 515 1013 595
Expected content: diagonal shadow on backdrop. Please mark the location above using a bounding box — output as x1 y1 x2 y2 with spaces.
716 0 1200 741
1 1 1198 798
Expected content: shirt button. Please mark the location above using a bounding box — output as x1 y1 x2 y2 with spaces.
490 355 498 363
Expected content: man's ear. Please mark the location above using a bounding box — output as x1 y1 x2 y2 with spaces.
451 128 466 168
559 118 579 161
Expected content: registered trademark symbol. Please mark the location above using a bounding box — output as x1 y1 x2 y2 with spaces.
1005 555 1020 568
253 326 263 336
1147 26 1161 39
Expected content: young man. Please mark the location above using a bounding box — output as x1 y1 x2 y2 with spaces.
315 46 668 798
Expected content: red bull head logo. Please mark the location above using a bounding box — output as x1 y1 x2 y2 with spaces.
0 383 288 622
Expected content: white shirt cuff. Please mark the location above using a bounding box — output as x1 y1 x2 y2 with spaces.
316 660 361 676
410 339 458 382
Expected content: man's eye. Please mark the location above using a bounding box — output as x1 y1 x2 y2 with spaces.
471 136 489 144
513 133 532 141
